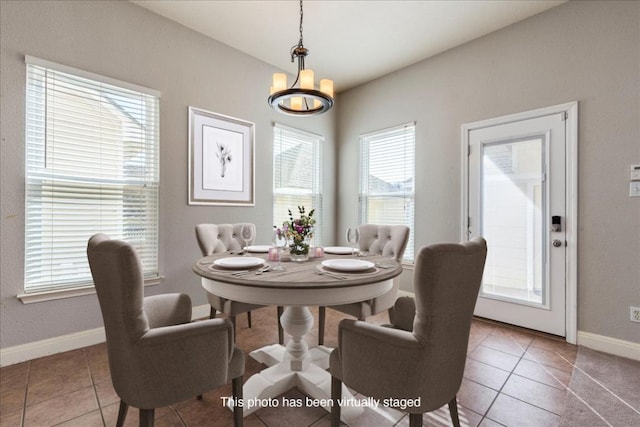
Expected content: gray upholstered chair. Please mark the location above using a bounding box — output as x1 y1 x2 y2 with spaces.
87 234 244 427
329 237 487 427
318 224 410 345
196 223 284 344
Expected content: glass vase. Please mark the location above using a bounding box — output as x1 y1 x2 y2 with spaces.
289 237 311 262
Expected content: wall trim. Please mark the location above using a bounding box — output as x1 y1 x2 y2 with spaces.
0 327 106 367
192 303 211 320
577 331 640 362
396 291 640 362
6 304 635 367
0 304 211 367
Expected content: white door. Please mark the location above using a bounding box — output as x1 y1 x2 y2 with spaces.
466 110 570 337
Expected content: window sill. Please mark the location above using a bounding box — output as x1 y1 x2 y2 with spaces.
17 276 163 304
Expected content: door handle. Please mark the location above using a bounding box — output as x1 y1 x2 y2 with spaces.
552 239 563 248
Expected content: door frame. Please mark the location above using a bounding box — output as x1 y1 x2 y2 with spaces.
461 102 578 344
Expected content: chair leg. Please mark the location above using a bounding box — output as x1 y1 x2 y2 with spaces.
247 311 252 328
448 396 461 427
409 413 422 427
330 376 342 427
139 408 154 427
318 306 326 346
232 375 244 427
277 306 284 345
115 400 128 427
230 315 237 341
209 306 217 319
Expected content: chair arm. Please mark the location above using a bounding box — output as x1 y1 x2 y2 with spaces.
388 296 416 332
144 293 192 328
339 319 422 351
127 319 241 408
335 319 425 399
138 318 235 362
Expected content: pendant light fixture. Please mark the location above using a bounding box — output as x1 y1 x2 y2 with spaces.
268 0 334 116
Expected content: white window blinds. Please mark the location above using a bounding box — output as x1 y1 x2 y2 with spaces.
273 124 323 246
24 57 160 293
359 123 415 261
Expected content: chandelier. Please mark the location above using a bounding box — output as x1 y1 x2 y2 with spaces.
268 0 334 116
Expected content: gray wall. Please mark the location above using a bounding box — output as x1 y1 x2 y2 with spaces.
0 0 336 349
337 0 639 343
1 0 638 350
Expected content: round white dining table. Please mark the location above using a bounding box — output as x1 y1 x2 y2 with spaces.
192 251 402 421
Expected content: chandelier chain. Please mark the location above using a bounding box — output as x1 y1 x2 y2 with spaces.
298 0 304 47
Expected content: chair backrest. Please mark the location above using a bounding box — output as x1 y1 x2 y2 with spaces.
87 234 150 345
195 223 256 256
357 224 410 261
412 237 487 403
87 234 152 396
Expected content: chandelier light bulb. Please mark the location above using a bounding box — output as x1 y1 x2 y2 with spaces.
273 73 287 92
300 69 314 90
291 97 303 110
320 79 333 98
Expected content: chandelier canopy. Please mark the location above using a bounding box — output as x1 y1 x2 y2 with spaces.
268 0 334 116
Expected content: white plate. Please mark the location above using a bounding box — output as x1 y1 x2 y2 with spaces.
321 259 375 272
245 245 271 253
213 257 265 269
323 246 354 255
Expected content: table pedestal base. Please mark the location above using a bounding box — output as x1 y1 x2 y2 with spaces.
231 359 362 422
227 306 362 422
250 343 334 370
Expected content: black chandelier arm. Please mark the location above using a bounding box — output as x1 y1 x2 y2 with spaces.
289 44 308 88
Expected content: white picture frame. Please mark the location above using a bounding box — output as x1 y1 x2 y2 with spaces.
188 107 255 206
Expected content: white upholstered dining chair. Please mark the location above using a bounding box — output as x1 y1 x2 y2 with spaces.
196 223 284 344
318 224 410 345
88 234 244 427
330 237 487 427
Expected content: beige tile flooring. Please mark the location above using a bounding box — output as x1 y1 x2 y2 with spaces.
0 306 630 427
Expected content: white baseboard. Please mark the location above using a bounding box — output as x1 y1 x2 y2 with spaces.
577 331 640 361
4 305 637 367
0 327 106 367
0 304 211 367
386 291 640 362
192 303 211 320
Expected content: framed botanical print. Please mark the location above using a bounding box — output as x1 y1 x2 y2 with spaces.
188 107 255 206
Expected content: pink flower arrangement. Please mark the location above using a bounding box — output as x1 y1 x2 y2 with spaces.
275 206 315 255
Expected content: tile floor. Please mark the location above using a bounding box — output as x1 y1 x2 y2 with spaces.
0 306 634 427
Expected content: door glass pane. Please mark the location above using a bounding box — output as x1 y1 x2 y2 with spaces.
481 138 545 306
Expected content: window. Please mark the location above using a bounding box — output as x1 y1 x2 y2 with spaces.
273 124 323 246
24 57 160 294
359 123 415 261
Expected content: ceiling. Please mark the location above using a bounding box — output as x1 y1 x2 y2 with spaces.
131 0 566 93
